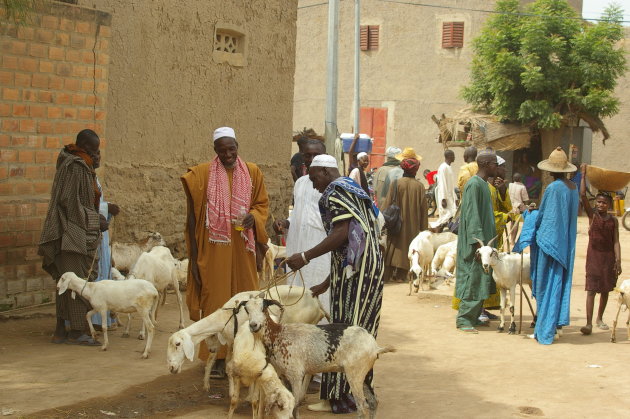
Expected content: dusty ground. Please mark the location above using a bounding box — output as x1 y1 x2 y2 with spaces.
2 217 630 418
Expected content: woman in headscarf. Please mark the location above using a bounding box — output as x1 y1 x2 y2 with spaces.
381 155 428 282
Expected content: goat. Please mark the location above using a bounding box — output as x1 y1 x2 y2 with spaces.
242 297 395 419
408 231 457 294
111 231 165 273
57 272 158 358
611 279 630 343
262 239 287 285
475 239 533 334
431 240 457 284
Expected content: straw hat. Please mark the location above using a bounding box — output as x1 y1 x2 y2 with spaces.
537 147 577 173
395 147 422 161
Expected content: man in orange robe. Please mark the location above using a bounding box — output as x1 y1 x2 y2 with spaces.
181 127 269 373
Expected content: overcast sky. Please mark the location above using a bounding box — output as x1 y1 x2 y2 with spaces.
582 0 630 23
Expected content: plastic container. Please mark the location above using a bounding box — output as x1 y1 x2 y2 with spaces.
341 133 372 153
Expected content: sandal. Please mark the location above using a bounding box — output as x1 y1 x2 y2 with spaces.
459 327 479 334
580 325 592 335
596 321 609 330
66 334 101 346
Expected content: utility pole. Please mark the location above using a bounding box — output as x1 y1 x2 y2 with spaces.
324 0 339 154
353 0 361 135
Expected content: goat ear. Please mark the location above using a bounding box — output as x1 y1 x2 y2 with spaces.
182 332 195 362
71 290 76 300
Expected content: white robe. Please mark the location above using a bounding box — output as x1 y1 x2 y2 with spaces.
286 175 331 319
431 161 457 227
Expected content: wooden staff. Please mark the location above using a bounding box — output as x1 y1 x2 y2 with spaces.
518 250 524 334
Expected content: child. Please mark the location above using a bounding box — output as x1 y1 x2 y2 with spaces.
579 164 622 335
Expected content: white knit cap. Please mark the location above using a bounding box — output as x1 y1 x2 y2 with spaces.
310 154 338 169
497 155 506 165
213 126 236 141
386 146 402 158
357 152 368 160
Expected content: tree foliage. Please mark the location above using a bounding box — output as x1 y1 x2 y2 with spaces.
462 0 627 136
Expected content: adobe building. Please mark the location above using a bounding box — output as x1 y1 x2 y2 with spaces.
293 0 628 175
0 0 297 310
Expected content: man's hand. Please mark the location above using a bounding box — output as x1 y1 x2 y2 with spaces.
441 199 447 209
273 219 289 234
581 163 588 175
494 177 506 189
286 253 306 271
108 203 120 216
310 280 330 297
99 214 109 232
242 213 255 229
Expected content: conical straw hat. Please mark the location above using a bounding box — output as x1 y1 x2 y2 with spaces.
537 147 577 173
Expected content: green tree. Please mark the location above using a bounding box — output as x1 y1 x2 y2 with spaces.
462 0 626 140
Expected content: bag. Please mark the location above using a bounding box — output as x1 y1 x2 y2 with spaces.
382 179 402 236
447 206 461 235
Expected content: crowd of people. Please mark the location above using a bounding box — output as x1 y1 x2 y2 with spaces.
38 126 622 415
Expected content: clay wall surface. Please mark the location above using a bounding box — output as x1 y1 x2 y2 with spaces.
77 0 297 256
0 1 111 310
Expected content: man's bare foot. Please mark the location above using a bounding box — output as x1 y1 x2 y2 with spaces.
580 324 592 335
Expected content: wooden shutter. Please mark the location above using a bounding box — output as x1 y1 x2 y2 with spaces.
368 25 379 50
360 25 369 51
442 21 464 48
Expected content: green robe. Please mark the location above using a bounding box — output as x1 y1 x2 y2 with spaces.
455 175 497 301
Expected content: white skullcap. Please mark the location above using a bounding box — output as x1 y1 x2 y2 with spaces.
357 152 368 160
213 126 236 142
310 154 338 169
386 147 402 158
496 155 506 165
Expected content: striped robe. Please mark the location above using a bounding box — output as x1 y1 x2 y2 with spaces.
318 177 384 402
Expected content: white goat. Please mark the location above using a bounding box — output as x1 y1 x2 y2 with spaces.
408 231 457 294
262 239 287 285
110 266 125 280
111 232 165 273
431 240 457 284
167 286 329 391
475 239 533 334
56 272 158 358
242 297 395 419
227 320 295 419
611 279 630 343
128 248 185 331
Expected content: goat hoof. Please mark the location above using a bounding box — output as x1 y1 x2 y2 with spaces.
508 330 515 335
497 326 504 332
101 347 107 351
141 353 149 359
121 333 130 338
138 335 145 340
611 338 616 343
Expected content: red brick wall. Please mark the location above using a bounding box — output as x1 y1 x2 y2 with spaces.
0 2 111 311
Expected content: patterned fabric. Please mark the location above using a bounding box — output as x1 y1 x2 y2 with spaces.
54 251 98 330
64 144 100 208
205 156 255 253
318 178 384 402
400 158 420 176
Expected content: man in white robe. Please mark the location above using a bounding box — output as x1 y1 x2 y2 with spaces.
431 149 457 228
274 140 330 318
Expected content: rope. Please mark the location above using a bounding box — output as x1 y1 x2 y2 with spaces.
80 230 102 297
261 258 307 309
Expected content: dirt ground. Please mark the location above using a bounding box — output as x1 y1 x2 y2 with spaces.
2 216 630 419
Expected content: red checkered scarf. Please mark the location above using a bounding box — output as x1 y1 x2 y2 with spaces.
206 156 255 253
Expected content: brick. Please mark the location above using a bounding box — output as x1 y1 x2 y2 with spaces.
48 75 63 90
11 40 27 55
0 234 17 248
16 203 33 217
1 149 18 162
38 90 53 103
25 246 40 261
14 182 33 195
7 279 23 294
25 165 42 178
0 134 9 147
0 70 14 85
66 49 83 63
0 167 6 179
72 94 86 105
17 26 35 40
12 104 28 116
98 39 109 51
55 32 69 46
97 53 109 65
96 82 107 93
47 106 62 118
39 60 54 73
56 62 72 77
0 183 13 195
15 294 34 308
54 121 69 134
95 111 106 120
25 217 43 231
35 203 49 216
2 119 19 132
18 57 38 72
9 167 24 178
100 26 111 38
19 119 35 133
31 73 49 88
35 150 52 163
76 21 92 34
6 219 24 230
78 109 94 120
54 92 71 105
41 15 59 30
0 249 6 264
3 87 20 101
2 55 18 69
94 68 106 80
86 95 99 106
72 64 88 78
60 18 74 32
0 103 9 116
14 73 31 87
18 150 34 163
11 136 38 147
23 90 37 102
26 277 43 291
38 121 54 134
29 43 48 58
29 105 45 117
82 51 95 64
81 80 94 92
65 78 80 91
45 137 60 148
34 181 51 194
63 108 77 119
0 203 16 217
36 29 55 44
49 46 65 60
70 34 85 49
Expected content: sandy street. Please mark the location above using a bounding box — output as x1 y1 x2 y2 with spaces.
1 216 630 418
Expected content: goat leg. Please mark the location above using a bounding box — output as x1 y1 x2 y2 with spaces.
611 296 623 343
497 289 506 332
508 285 516 334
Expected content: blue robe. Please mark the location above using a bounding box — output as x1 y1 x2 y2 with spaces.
530 180 578 344
91 178 114 327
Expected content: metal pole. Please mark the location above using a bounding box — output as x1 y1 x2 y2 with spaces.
353 0 361 134
324 0 340 154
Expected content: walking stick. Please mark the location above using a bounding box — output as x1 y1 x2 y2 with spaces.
518 250 524 334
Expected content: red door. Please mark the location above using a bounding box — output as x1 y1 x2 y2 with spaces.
359 107 387 169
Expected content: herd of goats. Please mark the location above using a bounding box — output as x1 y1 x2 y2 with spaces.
54 226 630 418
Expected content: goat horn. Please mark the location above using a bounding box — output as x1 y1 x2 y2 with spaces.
487 235 499 248
474 238 484 247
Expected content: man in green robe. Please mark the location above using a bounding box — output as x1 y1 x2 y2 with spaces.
455 152 498 333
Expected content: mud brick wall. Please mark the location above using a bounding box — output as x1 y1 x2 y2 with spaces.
0 2 111 311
